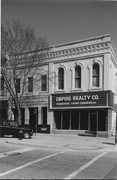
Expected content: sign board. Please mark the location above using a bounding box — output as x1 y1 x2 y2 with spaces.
50 90 113 109
2 120 18 127
38 125 50 134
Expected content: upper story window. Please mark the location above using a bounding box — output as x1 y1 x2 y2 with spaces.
92 63 99 87
1 76 5 91
75 66 81 88
16 78 20 93
41 75 47 91
28 77 33 92
58 68 64 90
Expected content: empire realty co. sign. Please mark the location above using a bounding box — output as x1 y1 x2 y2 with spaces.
50 91 113 109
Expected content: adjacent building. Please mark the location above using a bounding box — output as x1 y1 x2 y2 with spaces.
1 34 117 137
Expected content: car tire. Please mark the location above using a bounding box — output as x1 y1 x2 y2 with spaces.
23 132 30 139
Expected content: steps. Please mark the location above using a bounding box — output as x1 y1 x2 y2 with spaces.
78 130 96 137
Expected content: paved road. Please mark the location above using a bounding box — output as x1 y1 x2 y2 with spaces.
0 142 117 179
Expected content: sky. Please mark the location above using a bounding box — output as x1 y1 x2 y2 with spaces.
1 0 117 48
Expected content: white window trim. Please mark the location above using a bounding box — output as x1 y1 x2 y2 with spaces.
88 59 103 90
54 64 67 92
71 62 84 91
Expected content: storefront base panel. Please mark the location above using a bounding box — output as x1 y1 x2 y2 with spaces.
96 131 109 138
51 130 85 135
51 130 110 138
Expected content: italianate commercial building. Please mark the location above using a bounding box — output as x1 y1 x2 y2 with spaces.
1 34 117 137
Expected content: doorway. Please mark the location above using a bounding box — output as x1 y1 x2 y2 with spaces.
29 107 38 131
42 107 47 125
21 108 25 125
89 112 97 132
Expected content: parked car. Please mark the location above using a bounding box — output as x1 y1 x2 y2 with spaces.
0 120 34 139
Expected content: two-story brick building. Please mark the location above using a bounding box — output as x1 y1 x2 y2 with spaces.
1 34 117 137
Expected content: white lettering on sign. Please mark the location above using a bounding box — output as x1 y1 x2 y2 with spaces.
92 95 99 100
73 95 91 101
56 96 71 102
55 94 100 103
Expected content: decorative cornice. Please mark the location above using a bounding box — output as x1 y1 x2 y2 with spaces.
39 42 110 60
15 42 111 65
10 35 117 66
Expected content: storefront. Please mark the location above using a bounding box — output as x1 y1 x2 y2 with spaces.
50 91 114 137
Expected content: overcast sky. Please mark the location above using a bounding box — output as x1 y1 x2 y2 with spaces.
2 0 117 48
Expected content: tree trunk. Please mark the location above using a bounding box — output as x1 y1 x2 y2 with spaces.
13 105 21 125
17 106 21 125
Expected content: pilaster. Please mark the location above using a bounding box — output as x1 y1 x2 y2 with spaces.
25 107 29 125
38 106 41 125
48 62 55 94
103 53 110 90
107 109 112 137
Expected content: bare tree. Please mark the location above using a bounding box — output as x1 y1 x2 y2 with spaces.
1 19 50 124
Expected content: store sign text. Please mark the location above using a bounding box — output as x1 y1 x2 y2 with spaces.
56 95 99 102
51 91 113 108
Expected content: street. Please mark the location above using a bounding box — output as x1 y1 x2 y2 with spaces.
0 138 117 179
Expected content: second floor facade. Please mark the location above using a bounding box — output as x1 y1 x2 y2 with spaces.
1 34 117 99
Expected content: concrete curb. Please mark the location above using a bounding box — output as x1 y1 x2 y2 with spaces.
1 134 116 151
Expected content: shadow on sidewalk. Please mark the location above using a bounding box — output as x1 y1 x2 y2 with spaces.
102 142 115 146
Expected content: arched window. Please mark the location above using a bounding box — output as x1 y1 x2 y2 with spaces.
92 63 99 87
58 68 64 89
75 66 81 88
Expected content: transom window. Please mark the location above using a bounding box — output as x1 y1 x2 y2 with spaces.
58 68 64 90
75 66 81 88
92 63 99 87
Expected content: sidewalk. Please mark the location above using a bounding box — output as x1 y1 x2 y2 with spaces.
1 133 117 151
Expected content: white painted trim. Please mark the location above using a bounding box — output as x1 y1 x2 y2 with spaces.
71 62 84 90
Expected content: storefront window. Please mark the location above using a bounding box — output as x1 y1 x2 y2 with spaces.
80 111 88 130
62 111 70 129
92 63 99 87
58 68 64 90
71 110 79 129
54 111 61 129
98 110 107 131
54 110 87 130
54 109 107 132
75 66 81 88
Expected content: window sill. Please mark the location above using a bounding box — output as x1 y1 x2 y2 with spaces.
25 92 34 96
40 91 48 94
88 87 102 91
70 88 83 92
54 90 66 94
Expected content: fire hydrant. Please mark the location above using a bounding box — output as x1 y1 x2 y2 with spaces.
19 130 23 140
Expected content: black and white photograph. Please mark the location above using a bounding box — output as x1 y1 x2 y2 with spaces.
1 0 117 179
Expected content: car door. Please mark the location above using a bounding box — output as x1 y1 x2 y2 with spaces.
3 126 12 135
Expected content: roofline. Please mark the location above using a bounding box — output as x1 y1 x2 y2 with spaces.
50 34 112 48
9 34 117 56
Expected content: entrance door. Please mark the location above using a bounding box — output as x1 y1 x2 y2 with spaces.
29 108 38 131
42 107 47 125
89 112 97 132
21 108 25 125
